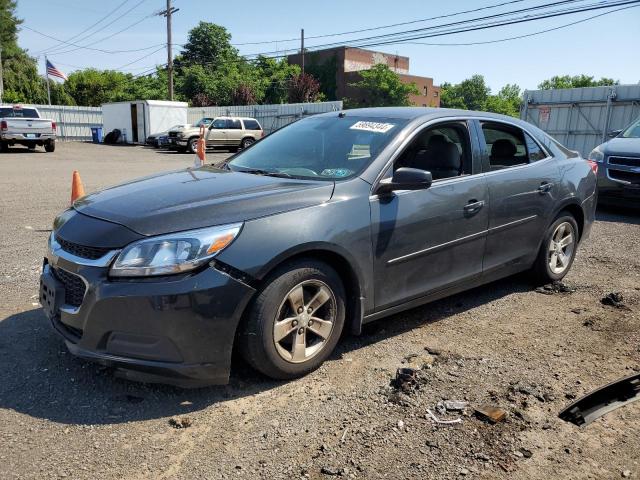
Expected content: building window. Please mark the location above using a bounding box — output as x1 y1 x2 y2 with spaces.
434 91 439 97
423 86 428 95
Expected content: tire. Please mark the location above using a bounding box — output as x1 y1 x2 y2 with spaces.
240 137 255 150
188 138 198 154
530 212 579 284
0 141 9 152
44 140 55 152
239 259 346 380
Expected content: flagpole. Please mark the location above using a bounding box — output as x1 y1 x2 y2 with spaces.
45 55 51 105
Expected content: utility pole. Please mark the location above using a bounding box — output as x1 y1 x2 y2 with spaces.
301 29 305 75
0 44 4 105
159 1 179 101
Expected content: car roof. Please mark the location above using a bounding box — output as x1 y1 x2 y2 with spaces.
315 107 527 125
216 116 260 122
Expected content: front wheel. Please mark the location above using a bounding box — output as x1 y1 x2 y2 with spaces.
0 141 8 152
44 140 55 152
531 213 579 284
239 259 346 380
187 138 199 154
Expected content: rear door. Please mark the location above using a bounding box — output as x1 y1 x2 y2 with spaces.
370 119 489 310
474 119 559 273
226 119 244 145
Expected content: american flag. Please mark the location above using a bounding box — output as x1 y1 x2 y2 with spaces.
46 59 68 81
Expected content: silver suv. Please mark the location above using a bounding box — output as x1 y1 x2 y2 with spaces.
174 116 264 153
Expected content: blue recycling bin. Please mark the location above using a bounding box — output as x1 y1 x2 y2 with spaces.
90 126 103 144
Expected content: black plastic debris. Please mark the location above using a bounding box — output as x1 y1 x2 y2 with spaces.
601 292 628 309
391 367 420 393
535 281 576 295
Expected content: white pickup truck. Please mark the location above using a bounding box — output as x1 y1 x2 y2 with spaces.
0 105 57 152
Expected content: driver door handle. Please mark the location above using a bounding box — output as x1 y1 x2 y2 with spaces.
538 182 554 194
463 199 485 214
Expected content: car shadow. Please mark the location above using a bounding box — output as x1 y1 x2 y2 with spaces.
596 204 640 225
0 275 532 426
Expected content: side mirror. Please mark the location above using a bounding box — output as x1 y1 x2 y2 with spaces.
376 167 432 195
607 129 622 138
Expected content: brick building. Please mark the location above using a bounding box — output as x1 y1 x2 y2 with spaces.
287 46 440 107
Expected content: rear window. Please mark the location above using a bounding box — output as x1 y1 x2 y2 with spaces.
0 107 39 118
242 119 261 130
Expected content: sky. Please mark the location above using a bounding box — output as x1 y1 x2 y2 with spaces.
16 0 640 92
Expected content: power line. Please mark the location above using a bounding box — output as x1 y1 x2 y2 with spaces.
45 0 149 54
399 4 639 46
231 0 531 46
33 0 130 54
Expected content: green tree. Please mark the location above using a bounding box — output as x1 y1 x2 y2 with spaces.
346 64 419 108
484 84 521 117
0 0 49 103
439 82 466 109
538 75 618 90
254 56 300 104
179 22 238 68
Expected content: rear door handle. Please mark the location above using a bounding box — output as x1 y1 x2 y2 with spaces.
463 199 485 214
538 182 554 194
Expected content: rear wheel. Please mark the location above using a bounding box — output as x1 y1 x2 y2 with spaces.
0 141 8 152
239 259 345 380
44 140 55 152
531 213 579 284
240 137 255 150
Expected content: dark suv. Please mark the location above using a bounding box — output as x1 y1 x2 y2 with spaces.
589 116 640 206
40 108 597 387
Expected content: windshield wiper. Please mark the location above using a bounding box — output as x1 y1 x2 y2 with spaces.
234 168 293 179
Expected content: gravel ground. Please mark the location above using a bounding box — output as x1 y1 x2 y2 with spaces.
0 142 639 480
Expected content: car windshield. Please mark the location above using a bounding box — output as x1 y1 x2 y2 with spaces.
194 117 214 127
621 117 640 138
0 107 39 118
227 115 407 180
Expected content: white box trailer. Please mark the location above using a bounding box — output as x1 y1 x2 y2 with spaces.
101 100 188 144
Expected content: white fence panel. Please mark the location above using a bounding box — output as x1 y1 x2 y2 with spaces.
187 101 343 134
1 104 103 141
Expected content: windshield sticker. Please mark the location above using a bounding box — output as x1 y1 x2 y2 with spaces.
321 168 352 178
350 121 395 134
347 144 371 160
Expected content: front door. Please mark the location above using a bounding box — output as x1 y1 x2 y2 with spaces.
207 118 229 146
371 120 489 310
476 120 560 273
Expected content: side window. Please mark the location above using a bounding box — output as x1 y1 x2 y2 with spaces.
524 132 548 162
211 119 227 129
394 122 472 181
481 122 527 171
243 119 261 130
229 119 242 129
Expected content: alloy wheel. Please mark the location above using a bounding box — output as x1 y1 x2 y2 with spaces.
273 280 337 363
548 221 575 274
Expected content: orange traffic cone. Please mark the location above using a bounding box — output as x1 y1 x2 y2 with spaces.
70 170 85 205
194 125 206 167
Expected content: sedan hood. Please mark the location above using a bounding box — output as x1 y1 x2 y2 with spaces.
74 166 335 236
603 137 640 157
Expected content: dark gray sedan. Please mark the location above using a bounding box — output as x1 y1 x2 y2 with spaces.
40 108 597 387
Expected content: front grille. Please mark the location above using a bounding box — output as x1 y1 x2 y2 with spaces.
57 236 111 260
609 156 640 167
168 131 178 138
53 268 87 307
609 169 640 185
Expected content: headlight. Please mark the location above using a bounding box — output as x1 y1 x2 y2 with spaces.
110 223 242 277
588 147 604 163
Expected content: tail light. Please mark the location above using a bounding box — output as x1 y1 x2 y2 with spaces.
586 159 598 174
51 122 57 131
0 120 7 131
261 131 265 138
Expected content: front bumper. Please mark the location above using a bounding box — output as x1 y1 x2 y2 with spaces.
597 157 640 207
40 248 255 387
